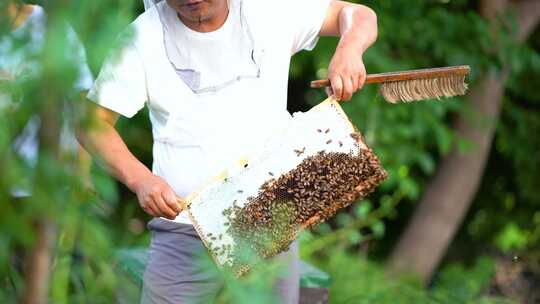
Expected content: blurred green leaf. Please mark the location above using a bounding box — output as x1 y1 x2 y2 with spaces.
354 201 372 219
495 223 529 253
370 221 385 239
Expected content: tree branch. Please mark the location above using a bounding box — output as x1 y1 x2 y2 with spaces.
511 0 540 42
479 0 508 20
22 221 56 304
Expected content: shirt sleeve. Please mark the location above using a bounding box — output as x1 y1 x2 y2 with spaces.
87 38 147 118
288 0 332 54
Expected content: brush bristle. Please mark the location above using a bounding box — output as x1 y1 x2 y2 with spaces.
379 75 468 103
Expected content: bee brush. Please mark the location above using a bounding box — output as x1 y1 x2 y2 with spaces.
310 65 471 103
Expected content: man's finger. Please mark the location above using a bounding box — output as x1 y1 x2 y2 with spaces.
357 72 367 90
154 195 178 220
145 201 160 218
351 75 359 93
163 189 182 213
142 205 156 217
342 77 353 101
330 75 343 101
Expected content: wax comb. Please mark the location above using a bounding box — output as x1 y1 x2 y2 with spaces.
178 98 387 275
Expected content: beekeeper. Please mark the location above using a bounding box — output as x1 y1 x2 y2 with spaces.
78 0 377 302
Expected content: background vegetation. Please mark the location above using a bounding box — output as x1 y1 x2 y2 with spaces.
1 0 539 303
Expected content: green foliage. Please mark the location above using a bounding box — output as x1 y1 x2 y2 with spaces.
466 93 540 255
431 257 497 303
494 223 530 253
1 0 539 302
194 250 283 304
305 250 512 304
0 1 139 302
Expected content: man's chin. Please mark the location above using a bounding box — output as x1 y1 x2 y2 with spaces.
179 12 211 25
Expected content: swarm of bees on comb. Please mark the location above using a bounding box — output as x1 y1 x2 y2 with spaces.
223 146 386 269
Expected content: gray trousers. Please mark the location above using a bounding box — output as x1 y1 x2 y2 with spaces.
141 218 300 304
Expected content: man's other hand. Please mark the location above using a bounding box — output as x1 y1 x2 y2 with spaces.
132 173 183 220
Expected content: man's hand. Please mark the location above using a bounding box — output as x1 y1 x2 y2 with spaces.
132 172 183 220
319 2 378 101
327 43 367 101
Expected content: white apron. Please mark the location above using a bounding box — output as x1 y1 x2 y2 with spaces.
150 1 292 223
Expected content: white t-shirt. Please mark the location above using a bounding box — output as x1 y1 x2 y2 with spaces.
0 5 93 196
88 0 331 224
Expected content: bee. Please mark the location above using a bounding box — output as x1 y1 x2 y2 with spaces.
325 128 330 134
339 141 343 147
350 132 362 142
317 129 322 133
237 190 244 194
294 147 306 156
269 172 274 176
326 139 333 145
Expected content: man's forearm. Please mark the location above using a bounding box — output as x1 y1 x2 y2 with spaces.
336 4 378 55
78 120 182 219
77 122 151 192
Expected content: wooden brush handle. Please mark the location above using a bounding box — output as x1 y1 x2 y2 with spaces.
310 65 471 88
